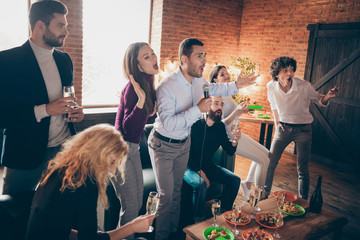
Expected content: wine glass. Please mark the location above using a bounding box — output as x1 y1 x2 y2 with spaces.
63 86 76 121
273 211 283 238
249 191 258 219
210 199 221 227
146 191 160 232
254 187 263 212
231 205 241 235
230 118 240 143
276 192 285 211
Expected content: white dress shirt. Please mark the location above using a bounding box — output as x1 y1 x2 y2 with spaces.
267 77 328 124
154 67 238 140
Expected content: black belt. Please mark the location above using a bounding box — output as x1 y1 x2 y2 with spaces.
280 122 310 127
154 131 188 144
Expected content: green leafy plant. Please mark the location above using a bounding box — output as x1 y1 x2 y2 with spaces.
228 56 257 104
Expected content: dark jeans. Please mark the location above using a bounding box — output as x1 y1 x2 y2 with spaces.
183 164 240 218
265 123 312 199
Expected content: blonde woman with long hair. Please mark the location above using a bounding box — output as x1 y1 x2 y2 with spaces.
25 124 155 240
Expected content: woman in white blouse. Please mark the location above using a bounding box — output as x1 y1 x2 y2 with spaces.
209 65 270 200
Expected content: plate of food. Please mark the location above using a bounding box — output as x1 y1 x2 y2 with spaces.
255 212 284 229
204 227 234 240
223 211 251 226
273 191 298 202
242 228 274 240
281 202 305 216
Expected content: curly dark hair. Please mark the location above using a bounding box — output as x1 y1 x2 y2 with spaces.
269 56 297 81
209 65 226 83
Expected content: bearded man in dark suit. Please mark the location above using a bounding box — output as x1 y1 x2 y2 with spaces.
0 0 84 194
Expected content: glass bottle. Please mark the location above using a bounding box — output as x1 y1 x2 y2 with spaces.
309 175 323 213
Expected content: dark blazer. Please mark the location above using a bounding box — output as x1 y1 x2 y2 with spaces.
26 172 110 240
0 41 76 169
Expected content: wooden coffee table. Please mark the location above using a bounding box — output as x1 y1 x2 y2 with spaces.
183 197 348 240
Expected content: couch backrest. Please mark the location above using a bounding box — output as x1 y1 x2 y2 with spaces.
139 124 153 169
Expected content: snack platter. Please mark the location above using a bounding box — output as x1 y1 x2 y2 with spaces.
281 202 306 216
223 211 251 226
204 227 235 240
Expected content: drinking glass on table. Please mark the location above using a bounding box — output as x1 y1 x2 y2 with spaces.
210 199 221 227
231 205 241 235
249 191 258 219
62 86 77 121
146 191 160 232
276 191 286 211
254 186 263 212
273 211 284 238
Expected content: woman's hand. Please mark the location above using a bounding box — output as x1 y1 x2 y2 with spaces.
321 85 340 105
131 214 156 233
275 121 285 131
231 128 242 146
198 170 210 188
150 101 157 117
236 102 249 115
129 74 146 109
235 71 257 89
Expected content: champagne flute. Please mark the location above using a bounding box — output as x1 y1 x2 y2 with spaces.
230 118 240 143
231 205 240 235
249 191 258 219
276 192 285 211
210 199 221 227
254 187 263 212
273 211 283 238
63 86 76 121
146 191 160 232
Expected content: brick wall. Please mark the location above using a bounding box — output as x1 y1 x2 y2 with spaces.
151 0 244 84
58 0 83 105
236 0 360 151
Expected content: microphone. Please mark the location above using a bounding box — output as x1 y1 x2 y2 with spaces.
203 84 209 99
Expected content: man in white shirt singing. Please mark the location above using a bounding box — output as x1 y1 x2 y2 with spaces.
148 38 256 239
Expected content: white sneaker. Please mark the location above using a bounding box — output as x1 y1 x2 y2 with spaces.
241 181 251 201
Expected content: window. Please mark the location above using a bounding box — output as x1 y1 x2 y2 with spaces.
83 0 151 107
0 0 28 51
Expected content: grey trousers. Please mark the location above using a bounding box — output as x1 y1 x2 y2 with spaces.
148 130 190 240
2 145 61 195
110 142 143 240
265 124 312 199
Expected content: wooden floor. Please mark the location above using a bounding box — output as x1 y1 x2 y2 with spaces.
233 152 360 240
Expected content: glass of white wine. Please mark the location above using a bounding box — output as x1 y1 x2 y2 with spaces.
230 118 240 143
231 205 241 235
276 192 286 211
249 191 258 219
273 211 283 238
254 187 263 212
146 191 160 232
63 86 76 121
210 199 221 227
